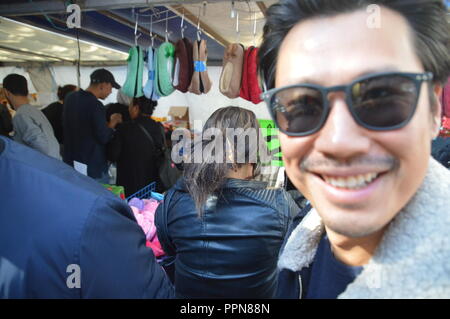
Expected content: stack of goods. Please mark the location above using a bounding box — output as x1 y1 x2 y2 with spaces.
143 47 160 101
219 43 244 99
240 46 262 104
122 46 145 98
188 39 212 95
173 38 194 93
122 36 215 100
155 42 176 97
219 44 263 104
128 197 165 258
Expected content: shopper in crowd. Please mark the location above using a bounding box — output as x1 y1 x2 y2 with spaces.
63 69 122 183
2 74 60 159
107 96 164 196
258 0 450 298
105 89 132 124
42 84 77 145
0 136 174 298
155 106 299 298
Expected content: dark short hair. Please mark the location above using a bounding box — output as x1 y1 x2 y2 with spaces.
2 74 28 96
57 85 77 101
259 0 450 90
132 96 157 116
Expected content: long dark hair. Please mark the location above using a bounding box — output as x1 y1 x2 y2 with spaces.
183 106 260 216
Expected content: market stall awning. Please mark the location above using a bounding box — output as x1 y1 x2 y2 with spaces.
0 17 128 64
0 1 277 65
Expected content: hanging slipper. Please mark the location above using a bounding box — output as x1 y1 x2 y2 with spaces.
198 39 212 94
219 43 244 99
188 40 201 95
156 42 176 97
143 47 159 101
239 46 254 102
173 38 194 93
122 46 145 98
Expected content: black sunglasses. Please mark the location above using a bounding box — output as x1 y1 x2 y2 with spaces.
261 71 433 136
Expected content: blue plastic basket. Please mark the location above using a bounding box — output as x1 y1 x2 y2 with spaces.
125 182 156 201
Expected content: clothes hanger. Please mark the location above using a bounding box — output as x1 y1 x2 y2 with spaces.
196 6 202 42
165 10 169 42
134 13 141 47
150 13 154 48
235 12 240 44
180 9 186 39
252 12 257 47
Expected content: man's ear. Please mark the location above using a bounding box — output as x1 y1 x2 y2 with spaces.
431 84 443 139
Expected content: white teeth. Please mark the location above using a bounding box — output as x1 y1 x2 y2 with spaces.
323 173 379 189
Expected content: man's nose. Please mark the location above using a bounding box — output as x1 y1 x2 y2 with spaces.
314 95 371 160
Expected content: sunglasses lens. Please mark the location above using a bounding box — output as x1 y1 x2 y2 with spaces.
271 87 325 134
351 75 419 128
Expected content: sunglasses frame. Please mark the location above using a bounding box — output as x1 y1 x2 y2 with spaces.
261 71 433 137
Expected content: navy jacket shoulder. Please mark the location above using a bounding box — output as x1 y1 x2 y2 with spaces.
0 137 174 298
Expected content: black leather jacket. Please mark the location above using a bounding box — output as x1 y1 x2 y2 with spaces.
155 178 299 298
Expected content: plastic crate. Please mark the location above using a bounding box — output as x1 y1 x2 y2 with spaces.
126 182 156 201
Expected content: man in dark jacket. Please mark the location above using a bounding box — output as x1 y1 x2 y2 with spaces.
63 69 122 182
0 136 174 298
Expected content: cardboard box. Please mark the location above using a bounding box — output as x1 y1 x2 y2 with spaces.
168 106 189 129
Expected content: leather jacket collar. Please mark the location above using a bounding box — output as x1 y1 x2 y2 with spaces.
174 177 268 192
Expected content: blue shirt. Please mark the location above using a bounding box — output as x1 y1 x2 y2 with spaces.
306 234 363 299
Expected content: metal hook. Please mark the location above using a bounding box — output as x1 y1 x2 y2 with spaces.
134 13 141 47
149 13 154 48
253 12 257 47
165 10 169 42
197 6 202 42
230 1 236 18
181 9 185 38
202 1 207 16
235 12 240 43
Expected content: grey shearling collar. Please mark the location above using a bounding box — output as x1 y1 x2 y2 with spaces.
278 158 450 298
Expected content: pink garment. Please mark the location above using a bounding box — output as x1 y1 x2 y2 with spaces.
146 238 165 257
443 116 450 130
129 197 166 257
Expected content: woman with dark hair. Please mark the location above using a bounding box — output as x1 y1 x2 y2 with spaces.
155 106 299 298
0 103 13 137
42 84 77 145
107 96 165 196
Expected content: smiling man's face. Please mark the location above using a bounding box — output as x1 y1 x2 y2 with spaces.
276 8 440 238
